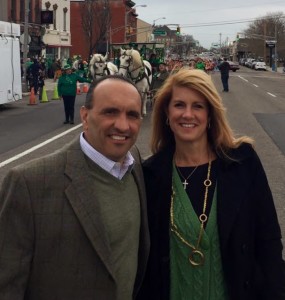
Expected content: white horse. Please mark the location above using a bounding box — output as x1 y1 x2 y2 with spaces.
89 53 118 80
118 48 152 116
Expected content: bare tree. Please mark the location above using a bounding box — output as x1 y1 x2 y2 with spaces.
80 0 111 59
244 12 285 44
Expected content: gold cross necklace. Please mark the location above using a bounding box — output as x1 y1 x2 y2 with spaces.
171 159 212 266
176 165 198 190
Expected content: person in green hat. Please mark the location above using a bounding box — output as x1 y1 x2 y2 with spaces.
58 64 91 124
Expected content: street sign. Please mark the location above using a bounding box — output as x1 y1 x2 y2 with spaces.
153 30 166 36
266 40 276 48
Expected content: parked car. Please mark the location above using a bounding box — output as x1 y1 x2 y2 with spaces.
247 59 256 68
239 58 247 65
228 61 240 72
251 60 258 69
254 62 267 71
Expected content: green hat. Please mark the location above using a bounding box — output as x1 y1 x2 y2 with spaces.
63 64 71 70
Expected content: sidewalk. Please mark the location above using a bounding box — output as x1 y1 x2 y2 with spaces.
21 78 57 97
21 79 87 98
268 66 284 74
45 78 57 91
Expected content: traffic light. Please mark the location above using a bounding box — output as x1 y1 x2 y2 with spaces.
176 26 180 35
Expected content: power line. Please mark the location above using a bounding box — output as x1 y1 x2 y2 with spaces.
181 14 285 28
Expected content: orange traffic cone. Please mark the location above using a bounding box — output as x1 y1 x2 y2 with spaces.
77 82 81 95
28 87 37 105
82 84 89 93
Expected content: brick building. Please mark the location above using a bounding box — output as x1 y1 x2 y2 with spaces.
1 0 71 60
70 0 144 60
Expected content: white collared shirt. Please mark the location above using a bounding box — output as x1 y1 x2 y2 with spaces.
80 133 134 179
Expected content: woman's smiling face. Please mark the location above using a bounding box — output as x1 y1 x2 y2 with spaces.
167 85 210 147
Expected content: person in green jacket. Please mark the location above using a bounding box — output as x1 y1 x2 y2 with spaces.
195 58 206 71
58 64 91 124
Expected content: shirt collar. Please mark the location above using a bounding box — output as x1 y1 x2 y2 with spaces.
80 133 134 179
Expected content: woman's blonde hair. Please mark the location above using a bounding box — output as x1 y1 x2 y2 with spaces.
151 68 253 156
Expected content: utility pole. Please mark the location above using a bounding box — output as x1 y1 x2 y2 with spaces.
263 21 266 63
274 22 277 72
22 0 30 93
219 33 222 57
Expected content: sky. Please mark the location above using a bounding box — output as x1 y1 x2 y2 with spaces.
135 0 285 49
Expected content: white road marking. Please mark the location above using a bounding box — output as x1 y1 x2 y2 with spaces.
238 76 248 82
238 75 278 98
267 92 277 98
0 124 82 168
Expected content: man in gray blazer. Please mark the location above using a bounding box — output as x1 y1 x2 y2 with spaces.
0 75 149 300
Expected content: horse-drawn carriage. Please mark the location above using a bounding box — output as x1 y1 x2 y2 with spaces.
108 42 165 64
88 42 165 116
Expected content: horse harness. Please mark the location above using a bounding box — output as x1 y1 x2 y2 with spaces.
120 54 151 87
93 62 110 78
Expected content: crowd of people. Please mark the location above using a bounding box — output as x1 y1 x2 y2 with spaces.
24 55 90 93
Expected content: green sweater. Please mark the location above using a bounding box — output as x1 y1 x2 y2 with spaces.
86 158 141 300
57 73 90 97
170 168 228 300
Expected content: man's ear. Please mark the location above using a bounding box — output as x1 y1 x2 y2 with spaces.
80 106 88 129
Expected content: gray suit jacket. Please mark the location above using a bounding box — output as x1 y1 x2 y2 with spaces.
0 137 149 300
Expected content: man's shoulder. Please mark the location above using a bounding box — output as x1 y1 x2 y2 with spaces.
10 137 81 175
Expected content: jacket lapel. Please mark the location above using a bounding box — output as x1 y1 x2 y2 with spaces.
63 140 116 281
130 147 150 296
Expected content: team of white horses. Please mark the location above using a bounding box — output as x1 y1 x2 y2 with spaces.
88 49 152 116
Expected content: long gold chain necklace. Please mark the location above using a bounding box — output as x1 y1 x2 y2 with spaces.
170 159 212 266
176 165 198 190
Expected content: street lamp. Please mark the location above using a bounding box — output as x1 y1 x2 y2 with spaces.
153 17 166 27
125 4 147 42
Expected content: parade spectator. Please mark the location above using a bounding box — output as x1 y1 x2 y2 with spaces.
0 75 149 300
52 59 62 82
28 58 41 94
25 57 33 70
46 57 53 78
138 69 285 300
149 53 160 74
195 58 206 71
205 59 215 74
218 57 231 92
57 64 91 124
25 58 34 90
39 57 47 78
188 60 196 69
150 62 169 97
67 56 73 68
38 70 45 101
114 53 121 69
